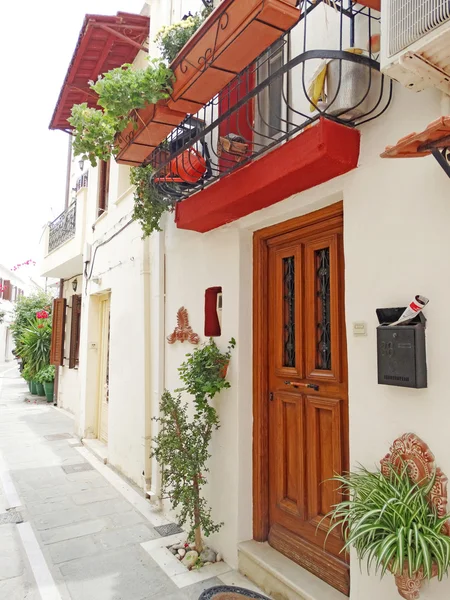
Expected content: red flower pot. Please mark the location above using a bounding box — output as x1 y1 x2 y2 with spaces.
170 149 207 183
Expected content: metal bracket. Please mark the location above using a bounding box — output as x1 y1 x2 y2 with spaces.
431 148 450 178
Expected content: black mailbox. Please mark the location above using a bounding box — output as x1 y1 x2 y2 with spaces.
376 307 427 389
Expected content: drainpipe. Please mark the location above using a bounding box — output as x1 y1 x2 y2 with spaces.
148 227 166 504
53 278 64 406
142 235 152 494
54 135 73 405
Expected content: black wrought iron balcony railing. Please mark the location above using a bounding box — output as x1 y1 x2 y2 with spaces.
48 202 77 253
75 171 89 192
148 0 392 200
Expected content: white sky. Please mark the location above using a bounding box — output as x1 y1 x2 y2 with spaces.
0 0 145 269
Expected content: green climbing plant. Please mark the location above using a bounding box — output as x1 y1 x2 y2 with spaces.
68 59 174 167
130 164 175 237
151 338 236 553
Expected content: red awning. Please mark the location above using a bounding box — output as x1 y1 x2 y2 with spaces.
49 12 150 132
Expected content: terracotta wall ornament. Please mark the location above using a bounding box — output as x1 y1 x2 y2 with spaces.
167 307 200 345
380 433 449 599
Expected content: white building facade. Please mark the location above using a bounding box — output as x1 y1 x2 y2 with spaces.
41 1 450 599
0 264 26 362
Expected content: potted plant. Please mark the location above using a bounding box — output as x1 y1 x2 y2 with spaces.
177 338 236 414
68 59 182 168
326 461 450 599
20 320 52 374
36 365 56 403
152 338 236 553
166 0 300 113
21 363 33 392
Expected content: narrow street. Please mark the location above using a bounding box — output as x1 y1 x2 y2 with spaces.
0 364 258 600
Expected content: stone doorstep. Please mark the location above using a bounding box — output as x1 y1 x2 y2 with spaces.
82 438 108 464
238 541 348 600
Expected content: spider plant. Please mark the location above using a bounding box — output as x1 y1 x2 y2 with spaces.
325 461 450 581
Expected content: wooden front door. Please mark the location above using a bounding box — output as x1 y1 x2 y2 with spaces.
253 203 349 595
97 295 111 444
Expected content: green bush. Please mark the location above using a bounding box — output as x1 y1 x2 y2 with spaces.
19 320 52 375
21 363 34 381
35 365 56 384
69 59 174 167
155 5 213 63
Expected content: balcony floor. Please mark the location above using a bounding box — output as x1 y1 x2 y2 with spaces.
175 119 360 233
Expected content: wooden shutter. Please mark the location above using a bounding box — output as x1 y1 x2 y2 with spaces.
50 298 66 366
3 280 11 301
69 294 82 369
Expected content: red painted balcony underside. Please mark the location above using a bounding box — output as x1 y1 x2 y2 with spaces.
175 118 360 233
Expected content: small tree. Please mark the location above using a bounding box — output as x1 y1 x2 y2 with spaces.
151 338 235 552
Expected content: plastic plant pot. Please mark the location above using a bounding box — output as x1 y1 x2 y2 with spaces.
30 380 38 395
35 382 45 396
43 381 54 403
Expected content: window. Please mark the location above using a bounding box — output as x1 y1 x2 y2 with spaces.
256 38 287 141
98 160 110 217
3 280 11 301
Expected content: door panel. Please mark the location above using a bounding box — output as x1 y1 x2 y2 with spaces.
98 296 110 444
265 213 349 595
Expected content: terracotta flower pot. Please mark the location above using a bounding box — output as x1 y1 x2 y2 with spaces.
115 102 187 166
390 561 438 599
170 149 207 183
358 0 381 10
168 0 300 113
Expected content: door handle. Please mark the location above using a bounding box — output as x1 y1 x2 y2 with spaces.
284 381 319 391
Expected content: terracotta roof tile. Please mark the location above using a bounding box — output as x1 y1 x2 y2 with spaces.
380 116 450 159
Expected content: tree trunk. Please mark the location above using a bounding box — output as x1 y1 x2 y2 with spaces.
193 474 203 553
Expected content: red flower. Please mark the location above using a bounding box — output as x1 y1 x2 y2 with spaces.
36 310 49 320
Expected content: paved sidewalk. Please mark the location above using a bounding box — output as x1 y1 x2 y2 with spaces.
0 363 258 600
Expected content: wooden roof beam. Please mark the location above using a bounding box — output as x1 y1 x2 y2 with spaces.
97 24 148 52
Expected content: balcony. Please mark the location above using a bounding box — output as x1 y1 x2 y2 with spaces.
40 181 88 279
148 0 392 232
48 202 77 252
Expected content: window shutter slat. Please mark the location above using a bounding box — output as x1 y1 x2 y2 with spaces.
3 280 11 301
50 298 66 366
69 295 81 369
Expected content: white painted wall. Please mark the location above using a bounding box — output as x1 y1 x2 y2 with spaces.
160 53 450 600
56 276 83 418
0 265 27 362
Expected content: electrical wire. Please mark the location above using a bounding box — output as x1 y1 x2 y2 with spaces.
84 218 134 294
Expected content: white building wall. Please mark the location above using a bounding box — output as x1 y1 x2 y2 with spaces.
161 69 450 600
76 162 149 486
57 276 83 418
0 265 27 363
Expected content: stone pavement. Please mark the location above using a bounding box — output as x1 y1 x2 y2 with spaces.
0 363 259 600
